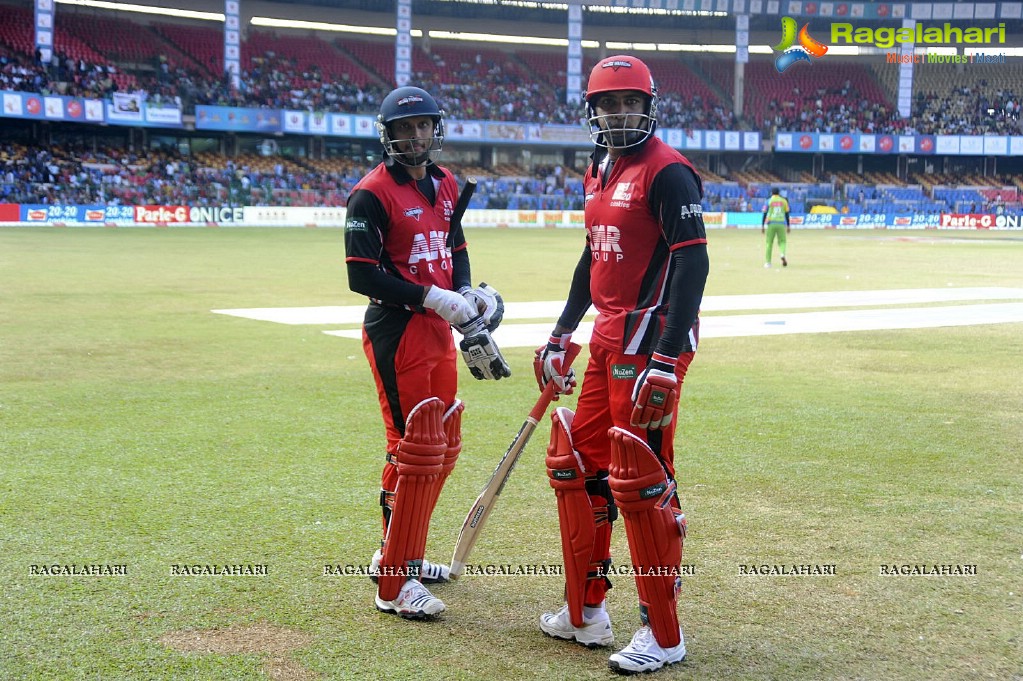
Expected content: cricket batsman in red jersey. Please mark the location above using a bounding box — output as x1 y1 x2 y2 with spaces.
345 86 509 620
535 55 709 674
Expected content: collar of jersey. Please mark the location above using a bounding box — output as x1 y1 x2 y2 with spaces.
589 139 649 178
384 157 444 185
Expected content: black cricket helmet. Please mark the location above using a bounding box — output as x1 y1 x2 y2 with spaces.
377 86 445 167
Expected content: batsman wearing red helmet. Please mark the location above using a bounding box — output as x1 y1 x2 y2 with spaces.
535 55 709 674
345 86 508 620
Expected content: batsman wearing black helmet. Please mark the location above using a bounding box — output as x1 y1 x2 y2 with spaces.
344 86 509 619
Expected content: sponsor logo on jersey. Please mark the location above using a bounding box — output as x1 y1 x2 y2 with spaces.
611 364 637 380
407 230 452 274
610 182 632 208
590 224 623 262
404 206 424 221
345 217 368 233
584 193 594 204
680 203 704 220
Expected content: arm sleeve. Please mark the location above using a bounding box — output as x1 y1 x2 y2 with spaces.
344 187 427 307
655 245 709 357
451 248 470 292
648 163 710 357
555 243 593 333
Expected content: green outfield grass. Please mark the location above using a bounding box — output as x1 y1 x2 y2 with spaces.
1 227 1021 680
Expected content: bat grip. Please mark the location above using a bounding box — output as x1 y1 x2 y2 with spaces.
452 177 476 226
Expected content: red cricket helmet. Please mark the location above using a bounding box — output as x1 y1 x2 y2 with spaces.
584 55 658 149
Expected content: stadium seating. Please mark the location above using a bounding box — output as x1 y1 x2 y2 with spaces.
244 30 375 88
2 4 1020 213
58 11 200 75
151 23 223 77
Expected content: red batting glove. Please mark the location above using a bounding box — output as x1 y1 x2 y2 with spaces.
630 352 679 430
533 332 576 398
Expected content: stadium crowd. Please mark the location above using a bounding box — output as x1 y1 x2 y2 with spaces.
0 142 363 207
3 29 1019 136
755 84 1022 137
5 141 1020 215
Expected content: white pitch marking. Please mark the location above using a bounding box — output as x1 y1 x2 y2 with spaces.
213 287 1023 325
323 303 1023 348
214 288 1023 348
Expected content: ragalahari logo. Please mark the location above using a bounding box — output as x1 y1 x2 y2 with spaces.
772 16 829 73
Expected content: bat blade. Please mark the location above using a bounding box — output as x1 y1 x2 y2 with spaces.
449 342 581 578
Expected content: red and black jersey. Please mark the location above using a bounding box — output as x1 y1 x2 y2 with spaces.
345 161 468 309
581 136 707 355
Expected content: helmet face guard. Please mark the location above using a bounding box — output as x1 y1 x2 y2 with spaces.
584 55 658 149
376 86 445 167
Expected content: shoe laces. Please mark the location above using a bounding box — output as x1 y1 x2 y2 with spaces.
629 626 655 649
404 579 434 601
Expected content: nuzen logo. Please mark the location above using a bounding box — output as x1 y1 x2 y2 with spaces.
590 224 623 262
407 231 451 274
404 206 424 221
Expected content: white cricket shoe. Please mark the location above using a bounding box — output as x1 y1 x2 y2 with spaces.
608 625 686 675
375 579 446 619
539 604 614 648
369 549 451 584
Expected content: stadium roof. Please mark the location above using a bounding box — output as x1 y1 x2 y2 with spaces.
262 0 742 31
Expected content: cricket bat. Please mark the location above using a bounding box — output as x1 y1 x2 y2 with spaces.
449 342 582 578
453 176 476 226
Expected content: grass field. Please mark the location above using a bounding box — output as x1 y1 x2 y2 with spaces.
1 226 1021 680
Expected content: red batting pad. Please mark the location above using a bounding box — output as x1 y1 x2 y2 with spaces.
378 397 447 601
609 427 683 648
546 407 595 628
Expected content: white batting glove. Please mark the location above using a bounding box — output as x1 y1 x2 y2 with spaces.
424 285 475 326
460 282 505 332
630 352 679 430
460 329 511 380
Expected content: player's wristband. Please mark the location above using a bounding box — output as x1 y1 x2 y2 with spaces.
648 351 678 374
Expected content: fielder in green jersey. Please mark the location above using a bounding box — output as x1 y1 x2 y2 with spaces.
761 187 790 268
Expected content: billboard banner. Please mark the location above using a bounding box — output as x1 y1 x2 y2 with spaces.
195 105 282 132
17 204 130 224
776 131 1022 156
3 205 1019 230
1 90 180 128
